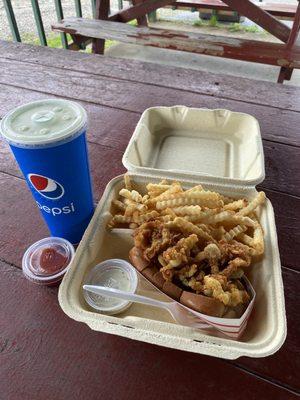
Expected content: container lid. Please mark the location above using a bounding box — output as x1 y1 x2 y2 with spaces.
122 106 265 187
22 237 75 285
83 259 138 315
0 99 87 147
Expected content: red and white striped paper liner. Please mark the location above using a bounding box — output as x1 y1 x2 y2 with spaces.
184 277 256 339
138 270 256 340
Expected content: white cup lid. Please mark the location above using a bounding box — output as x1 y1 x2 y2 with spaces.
0 99 87 147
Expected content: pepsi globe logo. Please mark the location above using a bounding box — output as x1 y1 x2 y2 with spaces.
28 173 65 200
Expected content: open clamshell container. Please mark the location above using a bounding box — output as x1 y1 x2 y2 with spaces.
59 107 286 359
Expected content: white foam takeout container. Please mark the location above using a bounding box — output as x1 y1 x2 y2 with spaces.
59 107 286 359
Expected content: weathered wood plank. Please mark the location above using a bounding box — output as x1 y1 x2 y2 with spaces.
0 140 20 178
52 18 300 68
1 40 300 115
221 0 290 42
286 1 300 50
260 189 300 270
0 260 298 398
173 0 298 19
0 61 300 148
0 83 299 197
262 141 300 197
235 267 300 392
0 81 300 196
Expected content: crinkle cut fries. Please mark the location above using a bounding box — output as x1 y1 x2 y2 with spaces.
107 175 266 318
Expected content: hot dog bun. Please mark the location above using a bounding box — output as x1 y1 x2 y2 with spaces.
180 291 225 318
129 247 149 271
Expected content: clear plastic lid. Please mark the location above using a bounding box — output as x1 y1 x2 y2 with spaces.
83 259 138 315
0 99 87 147
22 237 75 285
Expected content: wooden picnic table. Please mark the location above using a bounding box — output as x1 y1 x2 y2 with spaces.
0 40 299 399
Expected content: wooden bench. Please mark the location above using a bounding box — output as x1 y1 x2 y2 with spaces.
172 1 298 20
52 17 300 67
52 0 300 83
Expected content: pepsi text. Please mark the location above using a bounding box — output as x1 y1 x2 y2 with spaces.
36 201 75 216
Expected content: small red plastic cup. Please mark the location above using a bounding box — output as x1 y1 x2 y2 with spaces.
22 237 75 285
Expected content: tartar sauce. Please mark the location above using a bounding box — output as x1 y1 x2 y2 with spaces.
83 259 138 315
89 267 131 309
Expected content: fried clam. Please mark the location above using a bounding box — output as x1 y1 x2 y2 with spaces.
160 234 199 279
133 220 181 261
194 243 222 274
178 267 205 292
203 275 250 308
218 240 252 278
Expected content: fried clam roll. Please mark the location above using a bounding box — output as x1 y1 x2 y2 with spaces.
122 180 263 320
130 246 250 317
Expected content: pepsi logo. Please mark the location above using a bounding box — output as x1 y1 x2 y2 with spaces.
28 173 64 200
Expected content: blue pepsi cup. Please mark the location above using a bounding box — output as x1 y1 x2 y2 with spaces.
0 99 94 244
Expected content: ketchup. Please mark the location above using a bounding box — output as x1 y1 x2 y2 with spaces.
39 247 69 274
23 237 75 285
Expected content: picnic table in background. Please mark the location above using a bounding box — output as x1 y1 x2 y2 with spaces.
52 0 300 83
0 40 299 399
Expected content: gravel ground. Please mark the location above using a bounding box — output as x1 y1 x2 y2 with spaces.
0 0 119 40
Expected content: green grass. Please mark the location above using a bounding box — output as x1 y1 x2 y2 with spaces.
244 24 261 33
228 22 261 33
228 22 243 32
128 19 138 26
21 32 119 52
193 14 220 28
193 18 263 35
105 39 118 50
23 32 117 51
22 32 73 48
193 19 203 27
208 14 218 27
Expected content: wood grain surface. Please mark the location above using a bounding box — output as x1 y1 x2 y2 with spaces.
52 18 298 65
2 40 300 114
173 0 298 19
0 261 298 400
0 41 299 399
235 267 300 391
